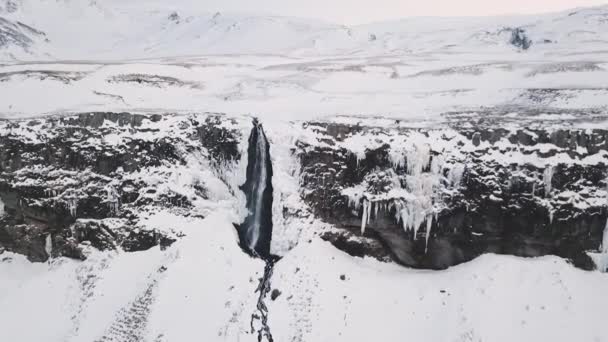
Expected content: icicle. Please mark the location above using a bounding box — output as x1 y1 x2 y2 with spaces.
374 200 380 219
425 214 433 253
361 199 371 235
430 155 444 176
389 150 406 170
106 185 120 215
543 166 554 197
45 234 53 260
406 143 431 176
66 199 78 217
447 164 465 188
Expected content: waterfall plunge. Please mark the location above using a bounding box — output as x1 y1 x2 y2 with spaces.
239 119 274 259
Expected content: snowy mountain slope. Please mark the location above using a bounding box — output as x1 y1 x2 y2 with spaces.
0 3 607 120
1 1 608 60
0 15 47 59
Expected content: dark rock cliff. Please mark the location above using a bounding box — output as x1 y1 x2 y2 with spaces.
296 119 608 270
2 111 607 272
0 112 242 261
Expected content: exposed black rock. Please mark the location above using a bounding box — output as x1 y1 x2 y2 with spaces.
270 288 281 301
0 70 86 84
168 11 180 23
509 27 532 50
107 74 201 89
196 115 241 165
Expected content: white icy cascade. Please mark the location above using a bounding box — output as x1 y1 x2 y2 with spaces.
543 165 554 197
400 145 439 239
345 135 467 251
361 199 372 234
105 185 120 215
66 198 78 217
248 124 269 252
0 197 4 216
44 234 52 259
447 163 465 188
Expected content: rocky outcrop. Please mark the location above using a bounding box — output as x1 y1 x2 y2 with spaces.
509 27 532 50
296 119 608 270
0 112 242 262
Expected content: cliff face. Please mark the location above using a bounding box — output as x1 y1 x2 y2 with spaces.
0 112 244 261
296 116 608 270
1 111 607 271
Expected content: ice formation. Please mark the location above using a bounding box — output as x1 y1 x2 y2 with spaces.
345 138 462 251
105 185 121 215
544 165 554 197
361 199 371 235
45 234 52 259
66 198 78 217
447 163 465 188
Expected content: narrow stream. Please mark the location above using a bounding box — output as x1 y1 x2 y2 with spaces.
251 259 275 342
239 119 277 342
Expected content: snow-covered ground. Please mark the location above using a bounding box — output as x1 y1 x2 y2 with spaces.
2 224 608 342
269 240 608 342
1 1 608 121
1 56 607 121
0 211 264 342
1 1 608 341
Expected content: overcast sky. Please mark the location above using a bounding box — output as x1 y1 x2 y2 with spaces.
167 0 608 24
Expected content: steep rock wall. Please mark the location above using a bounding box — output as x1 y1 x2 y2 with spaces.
296 119 608 270
0 112 244 261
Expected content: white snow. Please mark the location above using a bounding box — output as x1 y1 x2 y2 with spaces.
44 234 52 259
544 165 554 196
268 238 608 342
0 210 263 342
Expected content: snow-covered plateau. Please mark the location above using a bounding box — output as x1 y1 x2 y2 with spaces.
1 1 608 341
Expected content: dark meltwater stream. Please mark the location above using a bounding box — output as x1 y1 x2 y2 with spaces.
239 119 277 342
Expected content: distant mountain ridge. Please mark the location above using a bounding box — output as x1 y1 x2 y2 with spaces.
1 1 608 60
